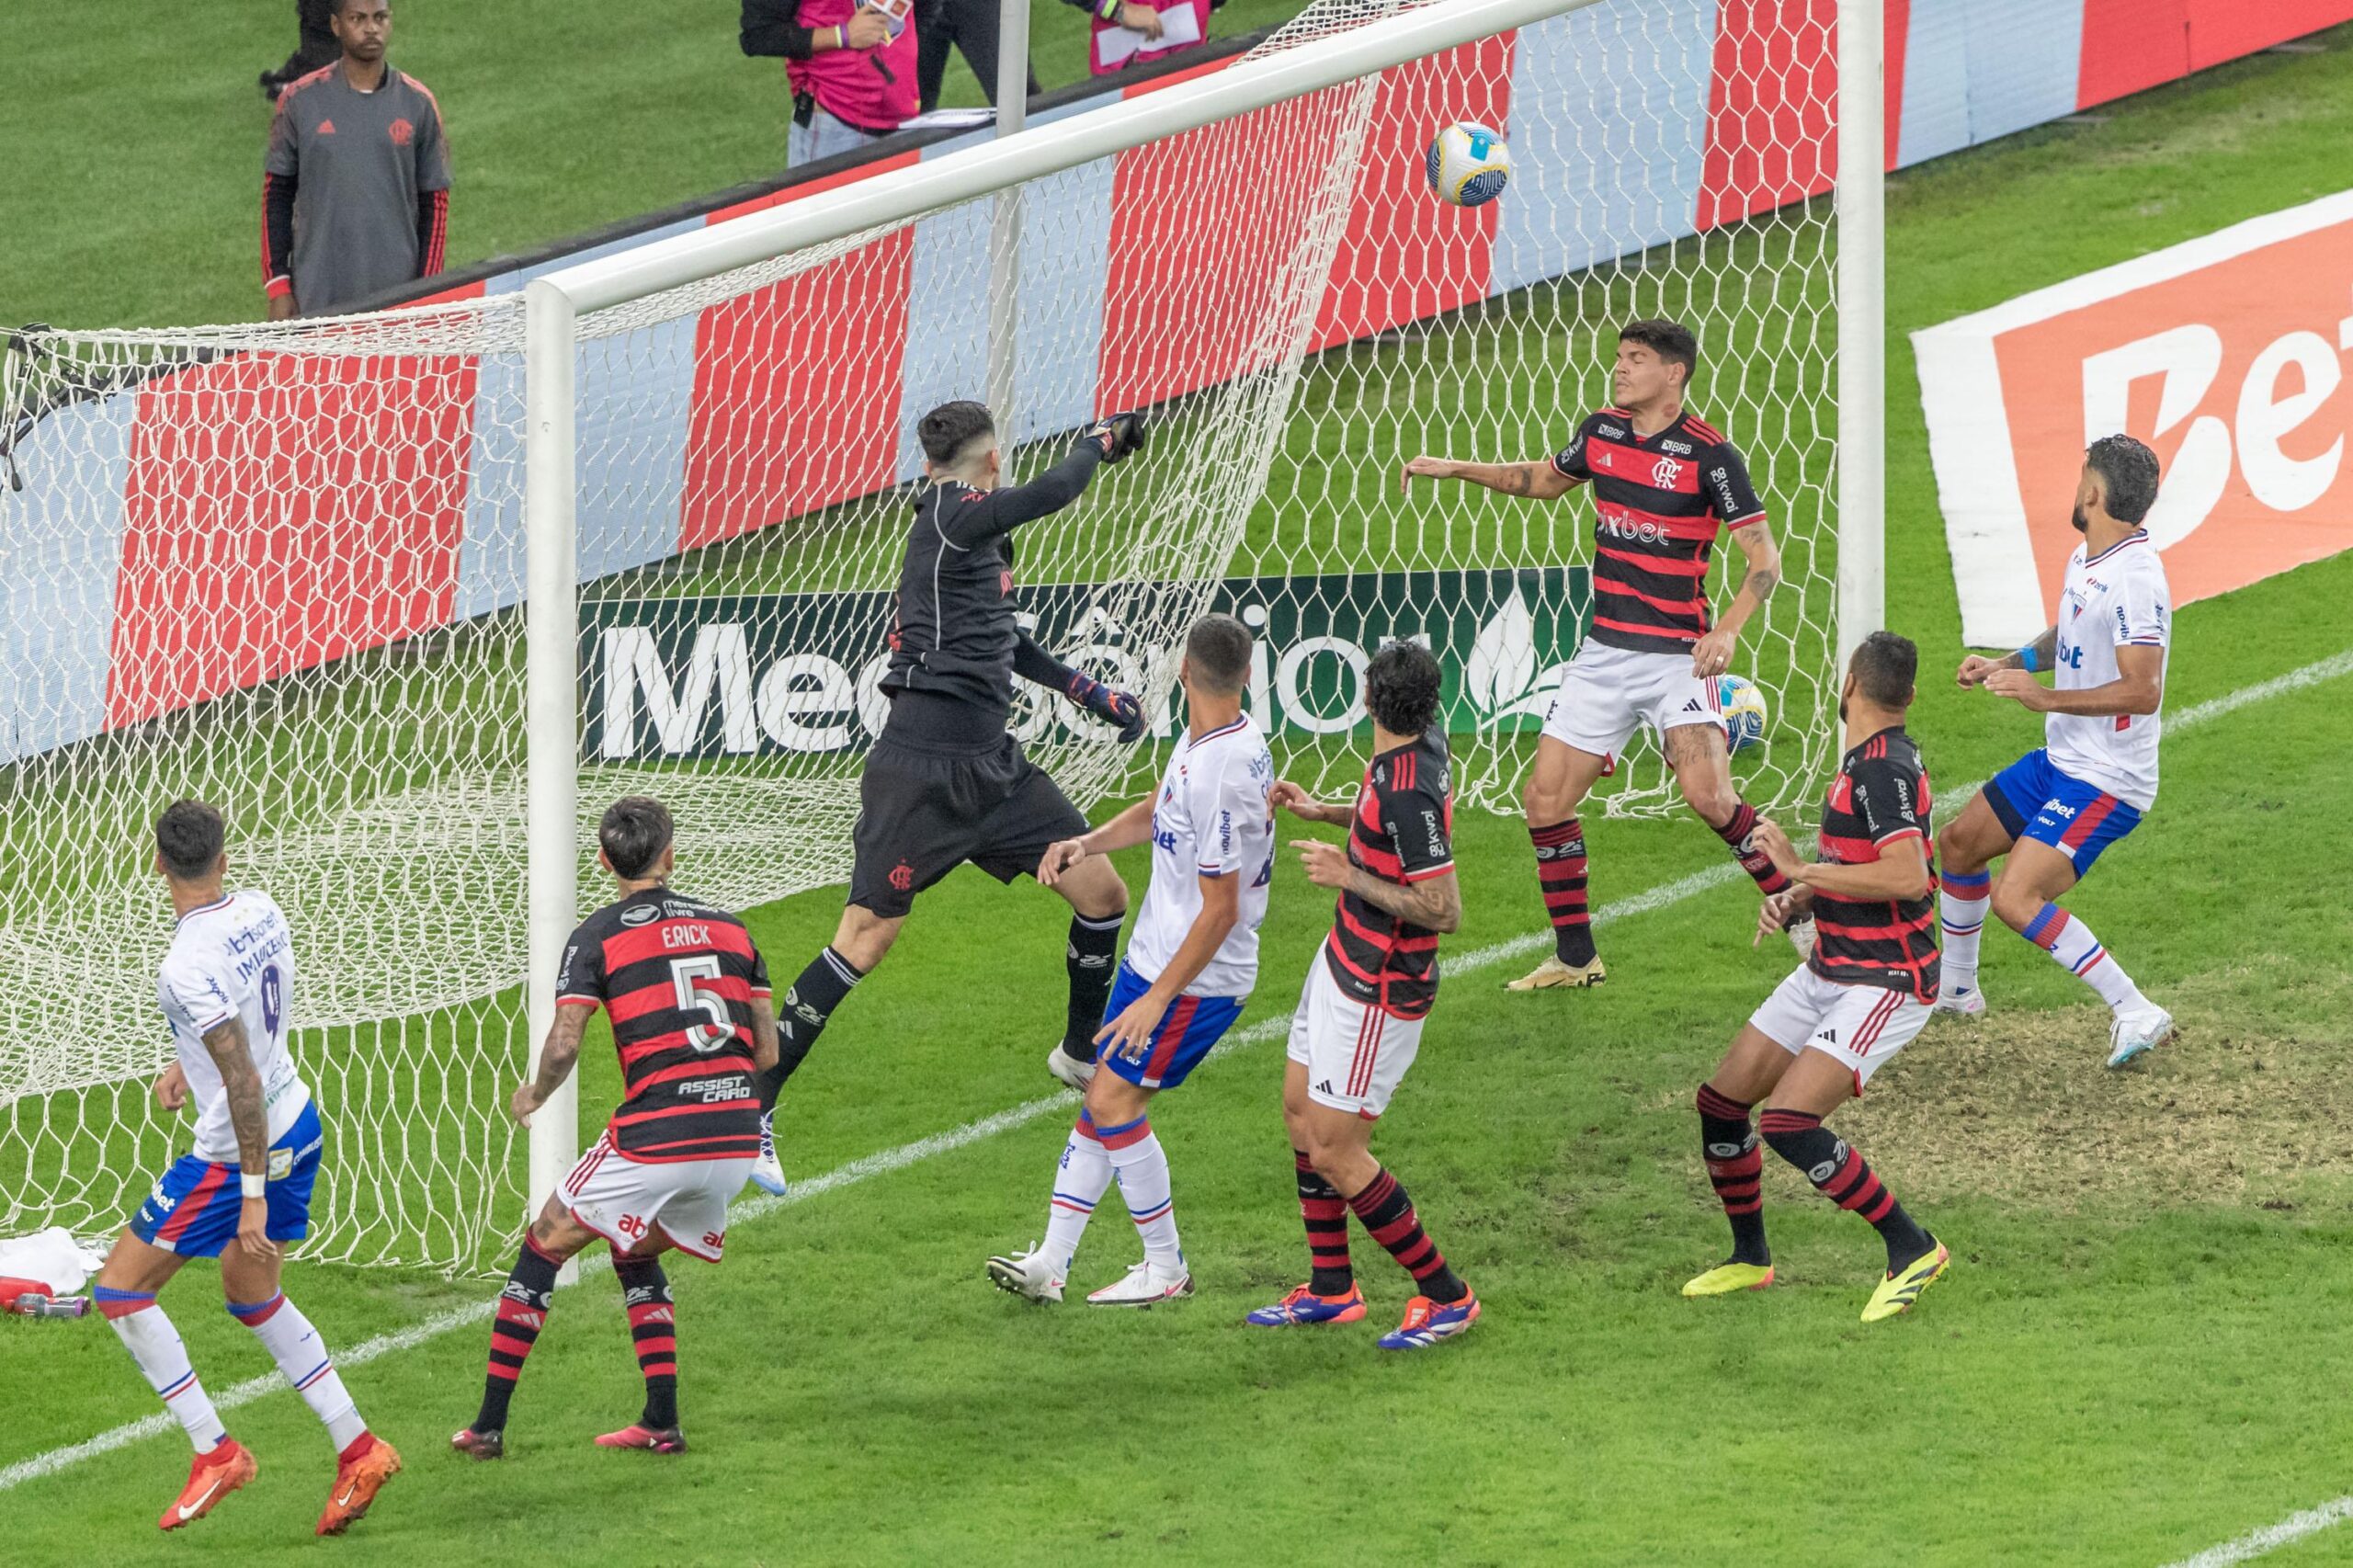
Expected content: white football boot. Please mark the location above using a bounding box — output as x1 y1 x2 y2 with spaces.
1086 1258 1195 1309
1045 1043 1097 1091
1934 983 1986 1019
986 1246 1066 1304
748 1110 789 1197
2107 1003 2174 1069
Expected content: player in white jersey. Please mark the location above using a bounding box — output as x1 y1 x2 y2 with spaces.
90 801 400 1537
1938 436 2176 1067
989 615 1274 1308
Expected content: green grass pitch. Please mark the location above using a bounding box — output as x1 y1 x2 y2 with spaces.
8 18 2353 1568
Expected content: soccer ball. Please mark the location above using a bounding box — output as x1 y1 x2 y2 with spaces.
1426 122 1511 208
1717 674 1768 755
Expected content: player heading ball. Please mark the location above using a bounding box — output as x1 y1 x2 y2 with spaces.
745 401 1153 1195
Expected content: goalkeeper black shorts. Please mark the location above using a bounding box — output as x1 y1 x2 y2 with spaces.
847 732 1089 919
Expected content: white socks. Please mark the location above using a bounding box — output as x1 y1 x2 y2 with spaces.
2024 903 2147 1013
1938 869 1990 995
1041 1112 1113 1278
1100 1116 1184 1274
231 1291 368 1451
99 1290 227 1453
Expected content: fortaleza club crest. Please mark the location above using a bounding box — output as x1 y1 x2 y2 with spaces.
580 569 1590 760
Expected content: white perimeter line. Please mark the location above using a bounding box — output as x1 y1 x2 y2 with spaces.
5 648 2347 1500
2165 1499 2353 1568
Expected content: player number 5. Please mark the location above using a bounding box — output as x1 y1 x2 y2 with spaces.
670 956 733 1053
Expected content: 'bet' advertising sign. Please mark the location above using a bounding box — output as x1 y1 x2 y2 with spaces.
581 569 1588 761
1914 188 2353 648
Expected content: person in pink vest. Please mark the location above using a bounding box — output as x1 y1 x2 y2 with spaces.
742 0 919 165
1066 0 1219 76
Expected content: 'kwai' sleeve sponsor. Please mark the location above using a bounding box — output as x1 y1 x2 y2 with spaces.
1550 413 1598 482
1852 756 1929 849
1383 776 1455 883
1700 437 1767 528
553 918 608 1010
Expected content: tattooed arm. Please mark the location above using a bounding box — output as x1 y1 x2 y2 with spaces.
199 1017 278 1260
512 1002 593 1126
1398 454 1583 501
1692 518 1780 677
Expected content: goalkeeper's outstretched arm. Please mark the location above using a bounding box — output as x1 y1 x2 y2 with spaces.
950 411 1150 546
1399 453 1582 500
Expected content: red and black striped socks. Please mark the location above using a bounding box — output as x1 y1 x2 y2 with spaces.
1346 1166 1467 1304
475 1235 562 1434
1712 801 1793 898
1530 816 1595 964
1293 1150 1353 1295
614 1256 679 1431
1696 1083 1769 1266
1758 1109 1933 1270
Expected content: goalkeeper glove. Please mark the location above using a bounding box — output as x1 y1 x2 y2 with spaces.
1064 671 1148 744
1081 410 1148 464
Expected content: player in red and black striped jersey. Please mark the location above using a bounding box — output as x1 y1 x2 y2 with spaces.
454 799 779 1461
1402 318 1802 992
1247 642 1479 1351
1683 634 1951 1324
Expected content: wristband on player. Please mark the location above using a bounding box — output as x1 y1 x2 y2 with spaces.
240 1173 267 1199
2016 644 2040 674
1095 0 1123 18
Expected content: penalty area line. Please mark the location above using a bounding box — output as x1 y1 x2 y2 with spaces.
3 646 2347 1498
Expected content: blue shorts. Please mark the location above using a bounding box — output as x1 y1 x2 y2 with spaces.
1985 749 2143 878
130 1101 324 1256
1098 961 1245 1091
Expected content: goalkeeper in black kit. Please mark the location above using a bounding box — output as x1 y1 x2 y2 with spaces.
746 400 1152 1194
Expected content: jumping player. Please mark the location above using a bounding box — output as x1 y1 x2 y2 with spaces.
453 798 779 1459
92 800 400 1536
988 614 1273 1307
1401 318 1799 990
745 400 1148 1195
1245 640 1478 1351
1937 435 2174 1067
1683 632 1949 1323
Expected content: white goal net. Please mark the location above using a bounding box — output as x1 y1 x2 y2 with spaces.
0 0 1854 1274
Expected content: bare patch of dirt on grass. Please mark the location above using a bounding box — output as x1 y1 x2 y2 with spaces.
1846 964 2353 1211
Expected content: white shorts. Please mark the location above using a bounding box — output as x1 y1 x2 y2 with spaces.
1540 640 1723 761
560 1131 754 1263
1747 966 1932 1091
1286 955 1427 1120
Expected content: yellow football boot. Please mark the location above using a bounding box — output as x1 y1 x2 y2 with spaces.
1681 1261 1775 1297
1860 1240 1950 1324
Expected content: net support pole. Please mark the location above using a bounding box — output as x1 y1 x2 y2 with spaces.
1835 0 1885 674
985 0 1030 452
523 278 582 1286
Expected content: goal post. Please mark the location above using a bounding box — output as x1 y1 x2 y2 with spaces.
515 0 1606 1221
1836 0 1886 676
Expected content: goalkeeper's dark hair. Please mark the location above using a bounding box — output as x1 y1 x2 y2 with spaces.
1185 613 1252 697
918 400 995 468
155 799 227 881
1364 639 1443 737
1848 631 1917 710
600 796 675 881
1620 318 1699 386
2085 434 2161 525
